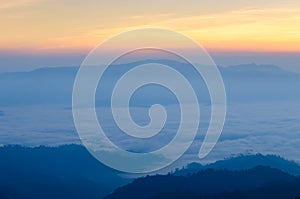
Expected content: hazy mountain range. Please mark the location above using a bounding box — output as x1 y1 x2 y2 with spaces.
0 61 299 106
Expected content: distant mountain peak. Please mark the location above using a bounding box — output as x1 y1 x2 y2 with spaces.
221 62 296 75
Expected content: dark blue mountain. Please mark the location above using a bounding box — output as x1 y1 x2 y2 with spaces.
104 166 300 199
0 145 130 199
1 145 300 199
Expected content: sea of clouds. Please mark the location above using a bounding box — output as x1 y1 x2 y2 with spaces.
1 100 299 166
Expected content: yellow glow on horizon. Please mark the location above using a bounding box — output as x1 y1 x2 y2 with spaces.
1 1 300 53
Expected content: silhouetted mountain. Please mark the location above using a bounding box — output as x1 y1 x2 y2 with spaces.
1 61 300 106
104 166 300 199
1 145 300 199
0 145 130 199
175 154 300 176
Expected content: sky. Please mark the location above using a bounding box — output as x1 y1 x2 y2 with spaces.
1 0 300 72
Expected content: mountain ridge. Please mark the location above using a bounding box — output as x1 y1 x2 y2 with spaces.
1 61 300 106
175 154 300 176
1 60 299 75
104 166 300 199
1 145 300 199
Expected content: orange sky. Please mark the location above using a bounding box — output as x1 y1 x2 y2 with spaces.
1 0 300 53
